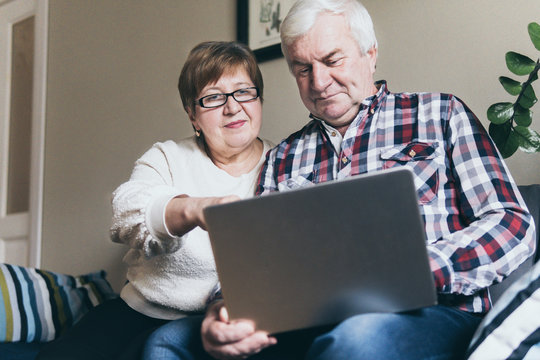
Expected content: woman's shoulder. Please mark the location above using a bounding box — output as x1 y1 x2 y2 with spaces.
151 137 202 154
136 137 203 165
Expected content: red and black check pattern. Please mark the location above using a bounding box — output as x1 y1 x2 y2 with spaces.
256 81 536 313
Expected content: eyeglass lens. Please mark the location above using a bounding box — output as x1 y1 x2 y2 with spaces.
200 87 258 108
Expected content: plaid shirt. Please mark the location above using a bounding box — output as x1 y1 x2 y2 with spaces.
256 81 536 313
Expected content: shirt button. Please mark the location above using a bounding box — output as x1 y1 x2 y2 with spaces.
370 108 375 115
408 149 416 157
342 157 348 164
331 131 337 137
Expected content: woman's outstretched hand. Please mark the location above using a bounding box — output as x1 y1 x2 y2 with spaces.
165 195 240 236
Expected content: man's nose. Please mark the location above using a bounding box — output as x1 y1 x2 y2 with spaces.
311 64 332 92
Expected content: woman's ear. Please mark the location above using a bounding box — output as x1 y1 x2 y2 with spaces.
187 107 202 137
186 106 197 125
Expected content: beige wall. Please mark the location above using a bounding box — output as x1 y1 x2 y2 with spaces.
42 0 540 290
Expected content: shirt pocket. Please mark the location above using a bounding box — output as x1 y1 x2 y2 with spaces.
380 142 441 204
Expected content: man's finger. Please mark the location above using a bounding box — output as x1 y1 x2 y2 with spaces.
219 305 229 322
207 331 277 360
207 320 256 344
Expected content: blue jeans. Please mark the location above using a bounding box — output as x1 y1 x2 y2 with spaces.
142 305 482 360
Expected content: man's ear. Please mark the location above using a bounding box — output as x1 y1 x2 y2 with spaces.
367 46 378 73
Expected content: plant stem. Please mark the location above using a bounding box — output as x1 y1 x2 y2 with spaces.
510 59 540 147
514 59 540 108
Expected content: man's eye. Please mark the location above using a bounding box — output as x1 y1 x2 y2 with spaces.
326 58 342 66
296 67 310 76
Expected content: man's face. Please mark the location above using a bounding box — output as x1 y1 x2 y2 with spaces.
286 13 378 133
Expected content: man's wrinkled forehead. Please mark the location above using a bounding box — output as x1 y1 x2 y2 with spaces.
286 17 359 63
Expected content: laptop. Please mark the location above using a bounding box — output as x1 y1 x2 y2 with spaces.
203 167 437 334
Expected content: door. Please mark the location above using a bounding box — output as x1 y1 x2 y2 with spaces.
0 0 47 267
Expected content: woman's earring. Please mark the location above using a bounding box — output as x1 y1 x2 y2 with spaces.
195 129 201 137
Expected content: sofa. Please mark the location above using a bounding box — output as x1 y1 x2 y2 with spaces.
0 267 117 360
1 185 539 360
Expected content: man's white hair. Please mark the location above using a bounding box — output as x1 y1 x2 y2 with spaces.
280 0 378 67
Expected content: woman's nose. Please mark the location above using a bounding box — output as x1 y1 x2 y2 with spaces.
223 95 242 114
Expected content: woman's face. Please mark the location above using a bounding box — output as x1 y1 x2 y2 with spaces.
189 67 262 158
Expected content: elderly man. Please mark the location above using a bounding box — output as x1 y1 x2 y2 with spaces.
149 1 536 359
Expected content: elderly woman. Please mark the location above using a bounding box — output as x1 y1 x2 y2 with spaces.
37 41 273 360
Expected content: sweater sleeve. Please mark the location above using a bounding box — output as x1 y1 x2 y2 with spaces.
110 142 185 258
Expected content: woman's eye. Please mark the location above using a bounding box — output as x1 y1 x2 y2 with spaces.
206 94 222 101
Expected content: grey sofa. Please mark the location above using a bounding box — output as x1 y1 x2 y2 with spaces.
2 185 539 360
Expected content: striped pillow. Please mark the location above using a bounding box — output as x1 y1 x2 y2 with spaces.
467 260 540 360
0 263 117 343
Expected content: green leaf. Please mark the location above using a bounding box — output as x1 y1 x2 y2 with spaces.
489 122 519 158
528 22 540 51
514 104 533 127
489 120 511 144
499 76 522 96
506 51 536 75
487 102 514 124
514 125 540 153
518 84 538 109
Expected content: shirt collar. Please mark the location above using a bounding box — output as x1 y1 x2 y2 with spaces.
309 80 389 126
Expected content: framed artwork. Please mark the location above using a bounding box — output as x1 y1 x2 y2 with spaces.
237 0 295 62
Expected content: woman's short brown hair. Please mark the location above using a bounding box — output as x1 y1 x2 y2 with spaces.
178 41 263 115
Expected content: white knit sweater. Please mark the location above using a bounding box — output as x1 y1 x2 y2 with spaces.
110 137 273 319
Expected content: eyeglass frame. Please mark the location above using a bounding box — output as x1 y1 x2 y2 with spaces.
195 87 260 109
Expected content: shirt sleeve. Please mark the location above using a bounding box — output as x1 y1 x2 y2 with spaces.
427 96 536 296
255 145 280 195
110 142 185 258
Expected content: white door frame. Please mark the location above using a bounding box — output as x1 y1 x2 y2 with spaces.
28 0 47 267
0 0 47 267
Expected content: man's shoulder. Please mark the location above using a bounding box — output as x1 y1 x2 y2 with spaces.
378 81 457 103
386 90 464 115
390 89 455 103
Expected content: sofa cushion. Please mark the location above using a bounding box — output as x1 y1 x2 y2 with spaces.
0 263 117 343
467 260 540 359
0 341 44 360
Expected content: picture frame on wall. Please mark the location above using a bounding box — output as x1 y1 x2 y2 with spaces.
237 0 295 62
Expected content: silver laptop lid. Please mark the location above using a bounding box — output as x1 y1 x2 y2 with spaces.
204 167 437 334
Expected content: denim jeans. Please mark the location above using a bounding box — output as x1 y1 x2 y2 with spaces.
142 305 482 360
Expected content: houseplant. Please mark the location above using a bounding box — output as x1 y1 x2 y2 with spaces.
487 22 540 158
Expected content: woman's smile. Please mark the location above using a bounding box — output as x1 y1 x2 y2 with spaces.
224 120 247 129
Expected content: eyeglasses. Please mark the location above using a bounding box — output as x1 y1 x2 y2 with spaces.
196 87 260 108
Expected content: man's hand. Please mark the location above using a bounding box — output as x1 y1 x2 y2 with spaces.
201 300 277 360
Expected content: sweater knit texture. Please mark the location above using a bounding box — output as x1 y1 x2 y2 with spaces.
110 137 272 319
